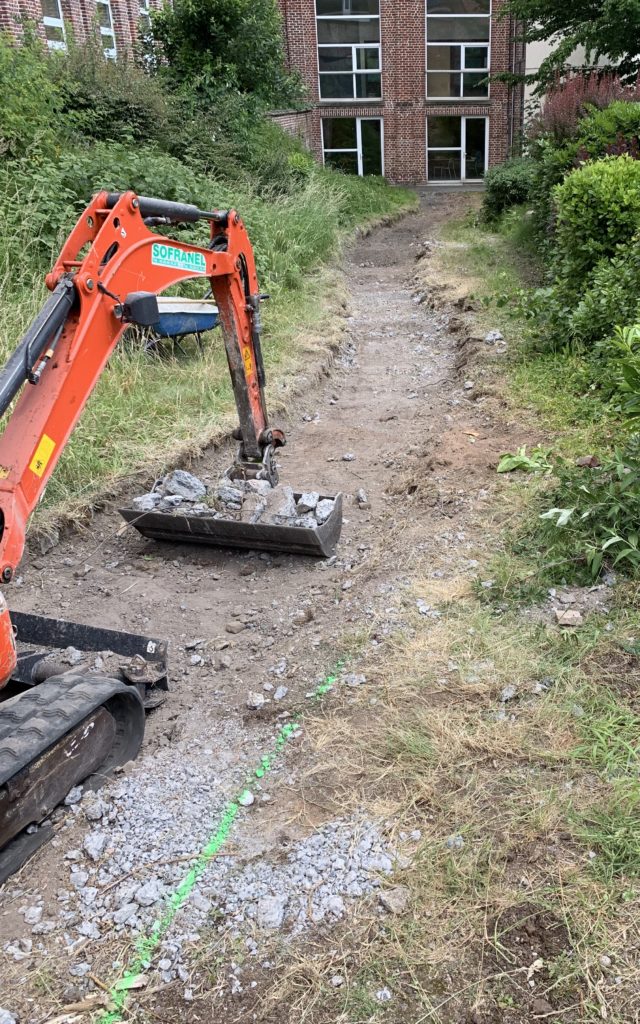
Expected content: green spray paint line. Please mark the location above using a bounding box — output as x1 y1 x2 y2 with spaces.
96 665 343 1023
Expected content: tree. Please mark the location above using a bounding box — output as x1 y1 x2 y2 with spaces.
151 0 301 104
504 0 640 89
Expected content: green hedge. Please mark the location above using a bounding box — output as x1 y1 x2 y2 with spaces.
568 242 640 347
553 155 640 292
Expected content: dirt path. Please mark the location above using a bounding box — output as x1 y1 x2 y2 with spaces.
0 191 516 1021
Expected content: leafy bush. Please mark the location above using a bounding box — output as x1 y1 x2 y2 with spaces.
482 158 536 221
151 0 301 104
0 32 61 158
567 243 640 346
529 72 640 147
576 100 640 160
598 324 640 420
526 98 640 249
553 156 640 292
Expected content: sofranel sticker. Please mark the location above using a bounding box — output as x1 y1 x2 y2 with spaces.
29 434 56 478
151 242 207 275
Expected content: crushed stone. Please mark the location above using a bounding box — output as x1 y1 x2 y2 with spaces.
131 470 338 531
44 733 402 988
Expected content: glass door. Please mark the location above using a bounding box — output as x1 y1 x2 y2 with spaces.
426 116 487 182
464 117 487 180
322 117 384 177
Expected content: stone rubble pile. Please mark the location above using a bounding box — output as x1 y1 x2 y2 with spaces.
131 469 336 529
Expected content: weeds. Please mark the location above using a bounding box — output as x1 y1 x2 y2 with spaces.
578 781 640 881
572 687 640 778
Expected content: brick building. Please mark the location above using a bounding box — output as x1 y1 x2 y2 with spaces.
0 0 163 61
1 0 526 184
277 0 526 184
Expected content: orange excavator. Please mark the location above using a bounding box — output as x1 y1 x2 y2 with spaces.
0 191 342 881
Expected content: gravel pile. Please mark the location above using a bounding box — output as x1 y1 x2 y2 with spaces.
4 728 400 995
131 469 336 529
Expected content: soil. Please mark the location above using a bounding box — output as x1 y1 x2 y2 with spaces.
0 191 533 1022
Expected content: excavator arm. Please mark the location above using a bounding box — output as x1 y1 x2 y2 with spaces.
0 192 340 882
0 191 284 593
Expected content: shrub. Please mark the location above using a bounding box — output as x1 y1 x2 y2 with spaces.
539 438 640 578
482 158 537 221
151 0 302 104
529 72 640 147
576 100 640 161
51 37 172 148
598 324 640 421
0 31 61 158
567 243 640 347
552 156 640 293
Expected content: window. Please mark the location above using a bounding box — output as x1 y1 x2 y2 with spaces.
42 0 66 50
96 0 117 59
426 115 487 181
316 0 381 101
426 0 490 99
322 117 383 176
139 0 151 33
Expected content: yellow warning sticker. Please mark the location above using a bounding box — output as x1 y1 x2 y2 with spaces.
242 346 253 375
29 434 56 478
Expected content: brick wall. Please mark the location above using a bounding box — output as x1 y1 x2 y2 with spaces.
276 0 525 184
268 107 314 149
0 0 46 42
0 0 165 56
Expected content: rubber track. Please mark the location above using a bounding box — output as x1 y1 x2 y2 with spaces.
0 675 144 786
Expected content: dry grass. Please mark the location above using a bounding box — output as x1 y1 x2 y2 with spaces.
260 585 639 1023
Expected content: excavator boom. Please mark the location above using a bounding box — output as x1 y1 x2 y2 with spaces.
0 191 341 882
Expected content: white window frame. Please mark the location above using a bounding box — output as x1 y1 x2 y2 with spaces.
321 116 384 177
425 1 492 101
426 115 489 183
315 2 381 103
42 0 66 51
318 42 381 101
426 42 490 99
96 0 117 59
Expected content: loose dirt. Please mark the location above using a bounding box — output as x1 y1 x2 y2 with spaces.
0 191 528 1022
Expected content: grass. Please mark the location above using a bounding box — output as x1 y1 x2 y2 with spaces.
278 598 639 1022
439 208 619 462
0 162 416 527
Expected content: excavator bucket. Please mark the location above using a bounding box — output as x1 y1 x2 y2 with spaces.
119 492 343 559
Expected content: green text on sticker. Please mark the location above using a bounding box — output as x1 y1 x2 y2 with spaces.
151 242 207 274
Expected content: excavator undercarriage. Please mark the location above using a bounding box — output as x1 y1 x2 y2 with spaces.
0 191 342 882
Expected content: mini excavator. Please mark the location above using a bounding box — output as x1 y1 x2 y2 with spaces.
0 191 342 882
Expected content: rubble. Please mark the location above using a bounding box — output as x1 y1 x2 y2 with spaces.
130 470 337 532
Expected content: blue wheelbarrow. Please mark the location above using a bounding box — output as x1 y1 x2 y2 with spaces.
146 297 220 354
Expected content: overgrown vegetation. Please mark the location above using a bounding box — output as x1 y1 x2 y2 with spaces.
0 26 414 517
482 157 537 222
477 74 640 587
